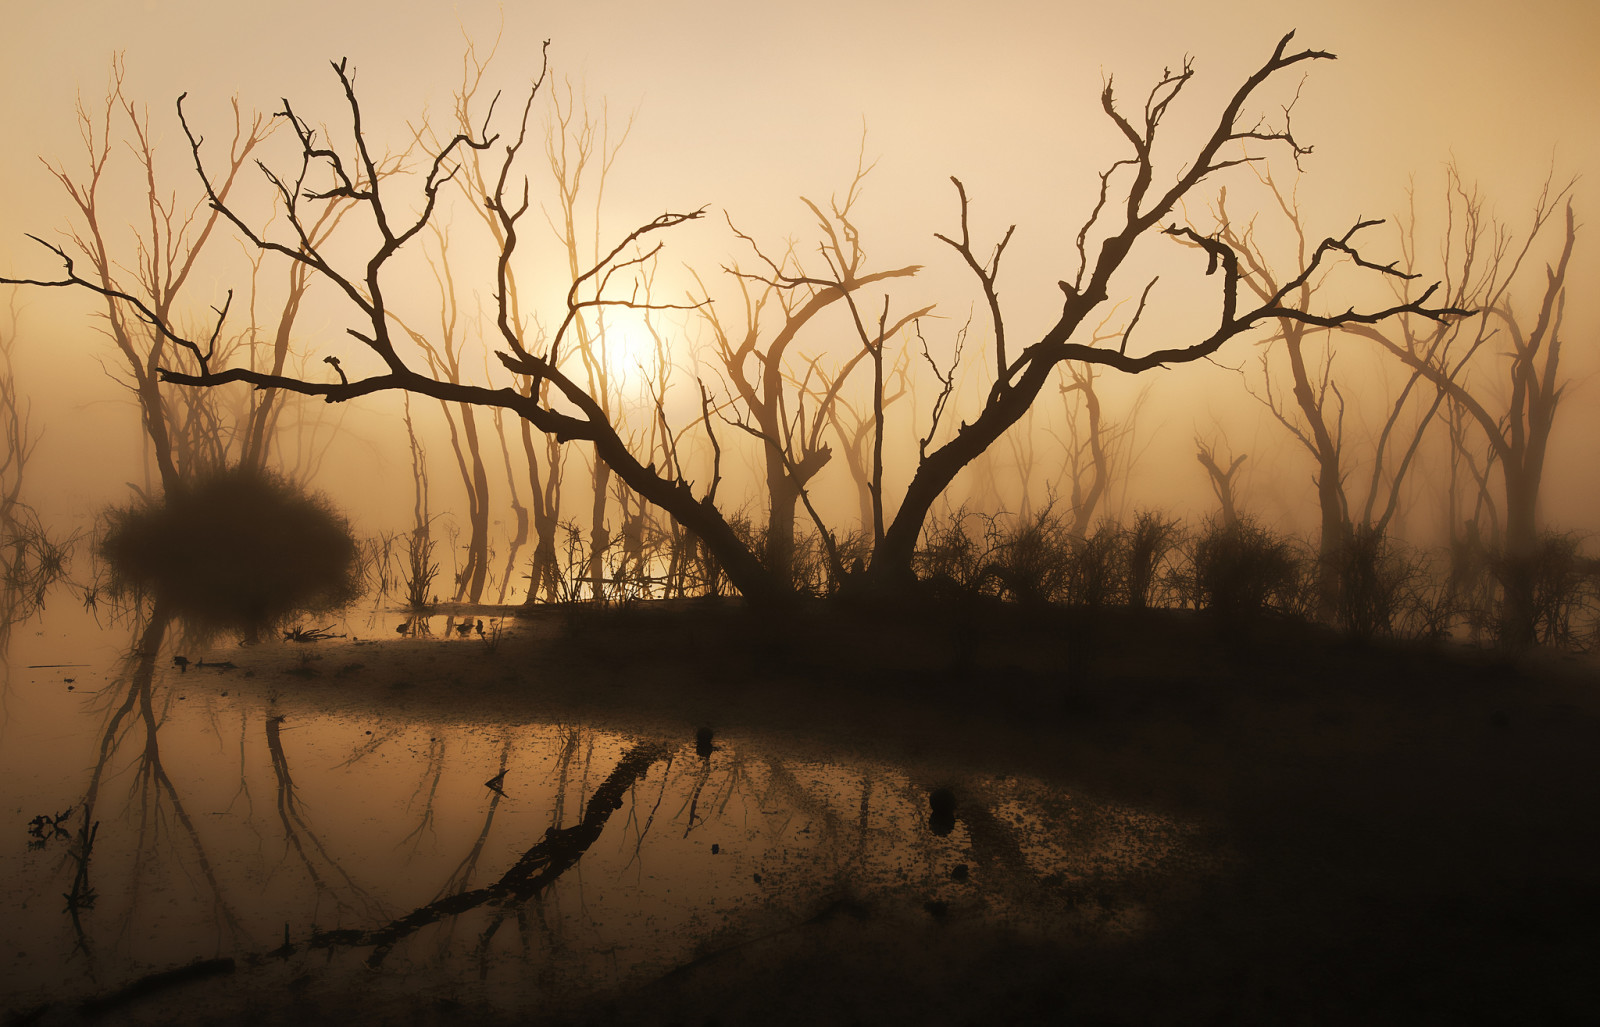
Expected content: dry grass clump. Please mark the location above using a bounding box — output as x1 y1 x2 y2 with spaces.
912 507 1183 610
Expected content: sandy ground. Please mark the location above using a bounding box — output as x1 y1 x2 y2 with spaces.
28 597 1600 1025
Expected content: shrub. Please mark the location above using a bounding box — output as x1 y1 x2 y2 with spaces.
1331 525 1425 640
1062 521 1125 607
1185 517 1305 618
99 467 361 638
1520 532 1599 649
1449 527 1498 643
981 509 1077 605
1123 510 1183 610
914 509 988 596
403 530 439 610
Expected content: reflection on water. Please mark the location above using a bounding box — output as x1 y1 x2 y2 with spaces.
2 604 1215 1020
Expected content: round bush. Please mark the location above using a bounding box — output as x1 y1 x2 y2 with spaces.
100 467 361 636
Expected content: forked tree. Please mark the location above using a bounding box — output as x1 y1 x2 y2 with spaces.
1195 433 1247 528
5 33 1469 603
696 165 930 588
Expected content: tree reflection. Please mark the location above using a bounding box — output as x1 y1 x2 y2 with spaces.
70 606 244 970
399 733 448 858
264 714 387 923
308 740 670 967
435 736 512 898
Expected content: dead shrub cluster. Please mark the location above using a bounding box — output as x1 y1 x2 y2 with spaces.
906 512 1598 650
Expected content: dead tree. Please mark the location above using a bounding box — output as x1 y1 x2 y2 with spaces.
394 231 493 603
1 59 346 491
1346 167 1578 646
1195 434 1247 526
1048 309 1152 538
697 161 928 589
864 32 1469 589
7 35 1469 604
818 345 910 542
546 83 637 599
1205 172 1453 616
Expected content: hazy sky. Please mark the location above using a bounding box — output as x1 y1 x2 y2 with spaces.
2 0 1596 537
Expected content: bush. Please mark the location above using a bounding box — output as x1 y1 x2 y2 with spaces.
914 510 989 596
1061 521 1125 607
1124 510 1183 610
1331 526 1421 639
99 467 361 638
403 530 439 610
981 509 1077 605
1185 517 1306 618
1516 532 1599 649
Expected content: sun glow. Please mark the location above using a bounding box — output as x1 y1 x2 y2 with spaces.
587 311 668 396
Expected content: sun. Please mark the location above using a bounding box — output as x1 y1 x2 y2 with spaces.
591 310 667 392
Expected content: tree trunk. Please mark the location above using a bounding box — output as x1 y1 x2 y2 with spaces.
520 416 561 604
764 460 800 592
1498 464 1540 648
1313 451 1347 621
461 406 491 603
587 451 611 600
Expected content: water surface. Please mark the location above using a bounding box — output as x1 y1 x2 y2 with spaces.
2 603 1212 1021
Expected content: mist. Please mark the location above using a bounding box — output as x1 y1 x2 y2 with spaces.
3 2 1599 1023
2 0 1597 563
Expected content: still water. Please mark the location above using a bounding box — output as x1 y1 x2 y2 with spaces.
2 602 1213 1021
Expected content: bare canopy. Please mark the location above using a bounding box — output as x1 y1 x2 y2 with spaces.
4 32 1471 603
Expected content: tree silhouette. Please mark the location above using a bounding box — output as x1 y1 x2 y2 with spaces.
1 58 345 492
697 161 929 588
1346 168 1579 646
7 33 1471 603
1201 172 1452 617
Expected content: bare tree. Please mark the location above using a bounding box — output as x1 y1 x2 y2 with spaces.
1195 434 1247 527
819 340 911 542
8 35 1469 604
545 83 637 599
870 35 1468 587
1203 172 1452 615
1050 344 1151 538
1347 167 1579 646
394 231 494 603
437 34 565 601
0 59 352 493
698 163 928 588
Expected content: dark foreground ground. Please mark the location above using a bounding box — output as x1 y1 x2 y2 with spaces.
524 599 1600 1026
24 597 1600 1025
